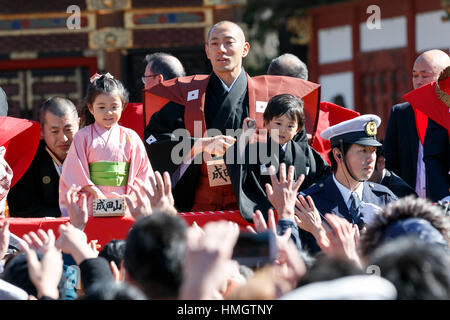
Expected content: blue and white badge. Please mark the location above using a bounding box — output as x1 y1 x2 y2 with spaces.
187 89 199 101
146 135 157 145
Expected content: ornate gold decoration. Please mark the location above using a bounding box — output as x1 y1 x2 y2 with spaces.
203 0 247 5
435 66 450 109
286 15 312 45
124 7 213 30
0 12 95 36
87 0 131 11
365 121 377 136
89 27 132 49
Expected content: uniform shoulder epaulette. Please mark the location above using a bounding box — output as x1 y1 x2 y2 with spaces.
367 181 395 195
301 181 325 196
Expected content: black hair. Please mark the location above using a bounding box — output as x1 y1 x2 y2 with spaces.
328 142 352 172
376 143 384 159
297 254 363 288
1 253 67 299
263 94 305 130
98 239 126 268
80 74 129 128
39 96 78 128
124 212 187 299
80 281 147 300
145 52 186 80
368 236 450 300
359 196 450 258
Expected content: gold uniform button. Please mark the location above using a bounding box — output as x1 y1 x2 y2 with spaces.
42 176 51 184
319 183 324 188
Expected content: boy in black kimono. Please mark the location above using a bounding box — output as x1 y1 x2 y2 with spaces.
226 94 331 222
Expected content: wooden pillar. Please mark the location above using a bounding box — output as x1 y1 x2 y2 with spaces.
351 4 361 111
406 0 416 92
308 11 319 83
97 11 124 80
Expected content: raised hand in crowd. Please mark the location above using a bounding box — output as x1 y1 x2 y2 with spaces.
125 181 153 220
294 194 326 240
179 220 240 300
125 171 177 220
65 184 89 231
88 239 101 255
265 163 305 219
0 219 10 261
246 209 306 295
0 146 12 214
246 209 277 234
149 171 177 215
82 185 106 200
19 229 63 300
273 237 306 294
109 259 123 283
247 209 293 252
55 223 97 265
317 213 362 268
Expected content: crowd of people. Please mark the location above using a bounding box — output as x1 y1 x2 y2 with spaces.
0 20 449 301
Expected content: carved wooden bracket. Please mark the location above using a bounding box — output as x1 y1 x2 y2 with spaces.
86 0 131 11
286 15 312 45
89 27 132 49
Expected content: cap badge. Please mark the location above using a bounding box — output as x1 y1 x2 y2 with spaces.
365 121 377 136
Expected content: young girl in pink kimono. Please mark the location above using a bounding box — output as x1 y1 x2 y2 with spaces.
59 73 154 217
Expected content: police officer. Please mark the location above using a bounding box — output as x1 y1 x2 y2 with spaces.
298 114 398 254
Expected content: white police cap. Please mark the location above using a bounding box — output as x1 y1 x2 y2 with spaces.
321 114 382 147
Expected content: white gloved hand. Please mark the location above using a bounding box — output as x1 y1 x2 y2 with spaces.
359 201 383 226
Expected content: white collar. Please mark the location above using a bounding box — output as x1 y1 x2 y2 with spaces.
216 69 242 92
332 174 364 208
381 168 386 181
52 159 63 176
281 143 287 151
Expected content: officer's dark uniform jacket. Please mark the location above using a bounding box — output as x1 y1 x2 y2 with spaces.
284 114 398 254
299 175 397 254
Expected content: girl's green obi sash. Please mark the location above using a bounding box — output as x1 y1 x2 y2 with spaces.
89 161 130 187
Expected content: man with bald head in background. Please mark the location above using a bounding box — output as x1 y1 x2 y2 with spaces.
383 49 450 199
267 53 308 80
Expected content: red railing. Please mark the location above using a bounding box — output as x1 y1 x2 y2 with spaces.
2 210 253 249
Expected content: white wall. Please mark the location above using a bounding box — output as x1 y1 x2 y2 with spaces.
360 16 407 52
319 72 354 110
416 10 450 52
318 25 353 64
